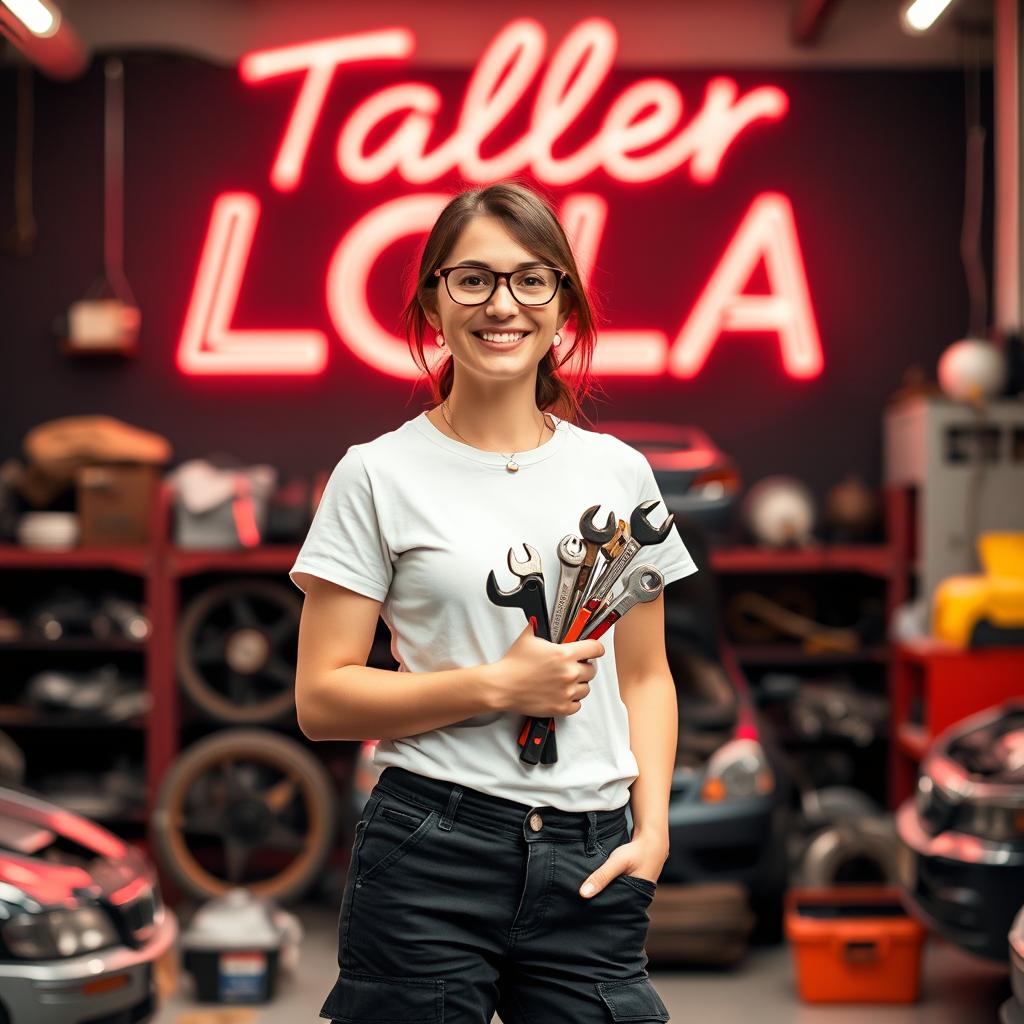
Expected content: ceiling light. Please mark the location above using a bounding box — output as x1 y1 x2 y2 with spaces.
0 0 57 37
901 0 957 33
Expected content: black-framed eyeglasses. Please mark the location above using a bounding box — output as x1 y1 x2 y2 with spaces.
433 265 567 307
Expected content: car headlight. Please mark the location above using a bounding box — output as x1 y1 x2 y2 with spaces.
3 906 119 959
700 738 774 802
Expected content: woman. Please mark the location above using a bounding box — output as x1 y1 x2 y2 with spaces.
291 181 697 1023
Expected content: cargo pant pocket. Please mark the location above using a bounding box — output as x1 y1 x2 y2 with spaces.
357 801 439 884
595 975 670 1021
320 968 445 1022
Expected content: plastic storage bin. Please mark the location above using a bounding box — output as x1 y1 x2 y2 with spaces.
785 885 926 1004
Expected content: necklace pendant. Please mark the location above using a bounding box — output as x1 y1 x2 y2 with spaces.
506 459 519 473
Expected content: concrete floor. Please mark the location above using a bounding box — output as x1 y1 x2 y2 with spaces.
158 903 1013 1023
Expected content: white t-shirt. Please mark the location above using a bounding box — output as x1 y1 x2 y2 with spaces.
289 410 698 811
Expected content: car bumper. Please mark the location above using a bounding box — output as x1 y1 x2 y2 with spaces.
896 800 1024 962
0 907 177 1024
662 793 783 889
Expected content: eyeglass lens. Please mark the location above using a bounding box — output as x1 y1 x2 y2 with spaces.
446 267 559 306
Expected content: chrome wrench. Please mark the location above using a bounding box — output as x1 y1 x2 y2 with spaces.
549 534 586 645
578 563 665 641
559 506 618 643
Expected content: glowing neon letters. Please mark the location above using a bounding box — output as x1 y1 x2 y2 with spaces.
178 19 823 379
240 18 789 190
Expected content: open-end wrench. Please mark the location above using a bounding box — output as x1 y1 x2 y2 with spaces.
578 518 628 615
504 543 560 764
486 544 559 765
549 535 586 647
503 543 550 640
558 506 618 643
563 501 675 642
578 563 665 641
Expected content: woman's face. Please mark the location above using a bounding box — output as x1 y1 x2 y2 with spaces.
425 214 569 384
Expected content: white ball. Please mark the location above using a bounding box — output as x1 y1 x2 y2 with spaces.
937 338 1007 401
742 476 816 547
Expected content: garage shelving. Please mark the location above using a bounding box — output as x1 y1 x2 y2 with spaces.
0 522 159 836
0 477 916 890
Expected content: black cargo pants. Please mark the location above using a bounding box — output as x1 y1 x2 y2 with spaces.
319 765 670 1023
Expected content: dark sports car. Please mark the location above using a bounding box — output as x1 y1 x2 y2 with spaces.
0 786 177 1024
657 518 790 930
597 421 741 538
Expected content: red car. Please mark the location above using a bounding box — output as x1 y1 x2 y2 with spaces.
0 786 177 1024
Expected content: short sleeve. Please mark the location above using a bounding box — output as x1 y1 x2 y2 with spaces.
288 447 394 601
632 452 699 587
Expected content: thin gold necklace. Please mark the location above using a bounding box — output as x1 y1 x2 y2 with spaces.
440 400 549 474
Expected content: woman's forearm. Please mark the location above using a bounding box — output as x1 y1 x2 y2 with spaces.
298 662 502 741
621 673 677 843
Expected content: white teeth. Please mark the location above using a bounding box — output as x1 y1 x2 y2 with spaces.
478 331 526 343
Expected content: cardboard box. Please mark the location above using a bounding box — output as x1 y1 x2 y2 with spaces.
76 463 158 545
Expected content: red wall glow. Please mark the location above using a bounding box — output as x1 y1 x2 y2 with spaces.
178 18 823 380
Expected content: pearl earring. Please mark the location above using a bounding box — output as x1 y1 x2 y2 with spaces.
436 332 446 348
553 332 562 347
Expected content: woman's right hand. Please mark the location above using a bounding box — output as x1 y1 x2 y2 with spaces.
484 622 605 717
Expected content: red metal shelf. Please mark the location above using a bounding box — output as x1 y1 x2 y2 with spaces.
888 639 1024 807
0 543 150 575
709 544 895 577
168 545 299 578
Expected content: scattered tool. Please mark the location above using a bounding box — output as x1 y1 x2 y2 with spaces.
579 563 665 641
562 500 676 643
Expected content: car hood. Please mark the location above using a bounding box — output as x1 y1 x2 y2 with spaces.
0 786 149 911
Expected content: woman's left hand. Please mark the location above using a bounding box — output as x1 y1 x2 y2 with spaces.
578 833 669 898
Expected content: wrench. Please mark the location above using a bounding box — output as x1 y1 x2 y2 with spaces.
486 544 558 765
563 501 675 642
578 563 665 641
559 506 618 643
505 543 560 764
578 518 628 617
549 534 586 646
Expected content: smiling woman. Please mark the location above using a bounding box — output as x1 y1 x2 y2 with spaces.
402 181 598 431
292 179 694 1024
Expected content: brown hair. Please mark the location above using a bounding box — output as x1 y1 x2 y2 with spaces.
402 180 602 425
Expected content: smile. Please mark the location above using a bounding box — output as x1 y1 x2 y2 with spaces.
473 330 531 345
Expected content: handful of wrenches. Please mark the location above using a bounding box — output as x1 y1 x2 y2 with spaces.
486 500 674 766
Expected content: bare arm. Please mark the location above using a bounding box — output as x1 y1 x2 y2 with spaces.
613 591 676 847
576 592 676 898
294 575 499 741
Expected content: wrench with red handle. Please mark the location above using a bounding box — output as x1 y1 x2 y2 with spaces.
486 543 559 764
578 563 665 641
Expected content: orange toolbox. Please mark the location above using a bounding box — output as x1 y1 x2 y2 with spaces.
785 886 927 1004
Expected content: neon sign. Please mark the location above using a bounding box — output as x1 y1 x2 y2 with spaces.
178 18 823 379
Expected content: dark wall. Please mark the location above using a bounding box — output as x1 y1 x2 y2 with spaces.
0 50 993 501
